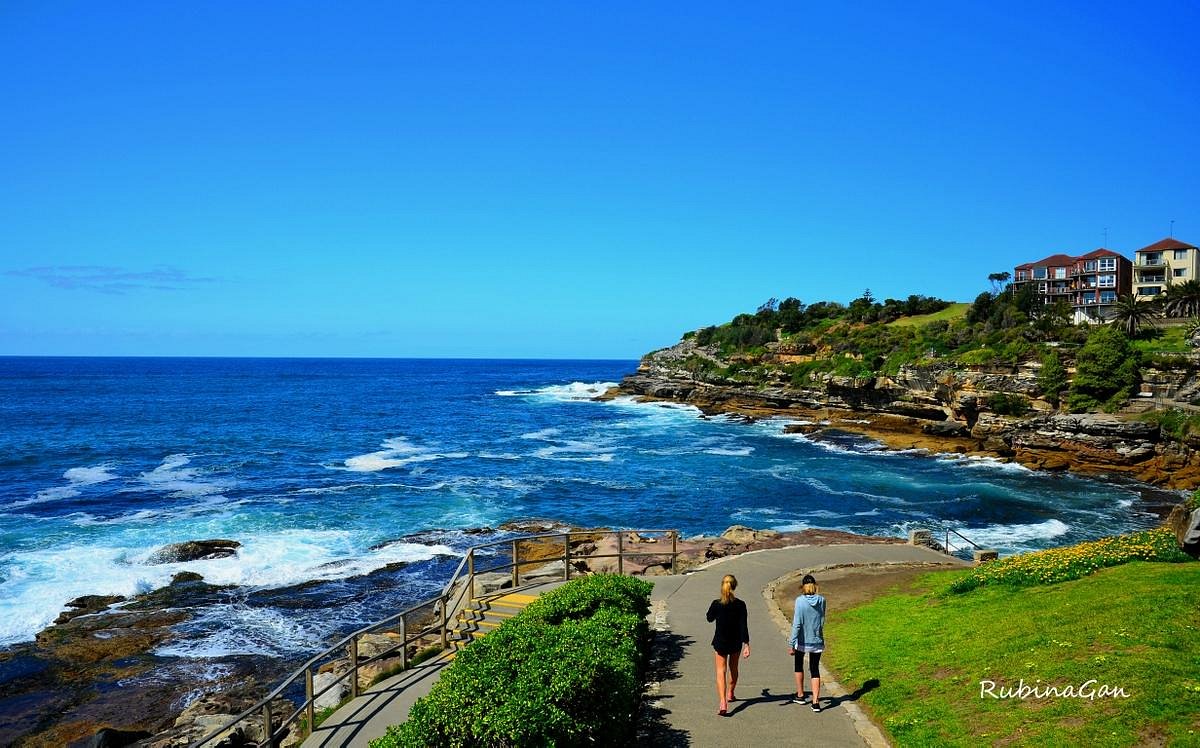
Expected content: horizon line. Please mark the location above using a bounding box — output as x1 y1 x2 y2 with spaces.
0 354 642 362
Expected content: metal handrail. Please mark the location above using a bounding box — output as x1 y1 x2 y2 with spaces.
944 527 983 556
189 528 679 747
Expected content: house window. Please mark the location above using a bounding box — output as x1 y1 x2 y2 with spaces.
1099 275 1116 287
1100 291 1117 303
1098 257 1117 271
1054 267 1066 279
1175 249 1189 260
1175 268 1187 277
1084 260 1098 271
1016 270 1028 281
1033 267 1047 279
1038 282 1048 293
1141 286 1162 296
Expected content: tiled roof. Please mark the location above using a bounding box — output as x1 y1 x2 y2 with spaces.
1135 237 1197 253
1030 253 1077 267
1076 247 1124 259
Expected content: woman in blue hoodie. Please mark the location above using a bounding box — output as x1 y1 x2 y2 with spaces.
789 573 826 712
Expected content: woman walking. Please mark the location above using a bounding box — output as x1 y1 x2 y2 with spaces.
706 574 750 716
789 573 826 712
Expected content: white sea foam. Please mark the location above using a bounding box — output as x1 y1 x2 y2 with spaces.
0 529 456 645
497 381 618 402
703 446 754 457
938 454 1035 474
956 519 1071 550
137 454 233 497
519 428 561 440
341 436 469 473
4 462 120 508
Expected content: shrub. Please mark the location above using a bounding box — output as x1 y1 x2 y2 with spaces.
947 528 1191 594
1037 351 1068 408
1137 408 1200 442
372 575 652 748
1068 325 1140 412
987 392 1030 416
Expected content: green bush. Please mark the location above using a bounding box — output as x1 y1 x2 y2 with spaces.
1037 351 1068 408
371 575 652 748
1137 408 1200 442
987 392 1030 416
1068 325 1140 412
947 528 1191 594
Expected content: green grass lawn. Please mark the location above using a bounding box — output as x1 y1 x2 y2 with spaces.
1132 323 1192 354
889 302 969 327
825 562 1200 747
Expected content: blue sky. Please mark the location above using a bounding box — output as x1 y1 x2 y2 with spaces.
2 2 1197 358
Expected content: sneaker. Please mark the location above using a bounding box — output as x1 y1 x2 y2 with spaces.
811 701 822 713
790 693 808 704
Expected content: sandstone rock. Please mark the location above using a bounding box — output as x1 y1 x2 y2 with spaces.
472 572 512 597
353 632 400 661
313 671 350 711
719 525 780 544
146 539 241 565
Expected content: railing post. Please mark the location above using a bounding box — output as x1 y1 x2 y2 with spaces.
617 531 624 575
399 614 408 669
304 668 315 735
563 533 570 581
262 701 273 748
349 635 359 699
671 531 678 574
440 596 449 649
467 549 475 602
511 539 520 588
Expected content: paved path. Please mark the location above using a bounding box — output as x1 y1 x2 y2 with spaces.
306 543 961 747
647 543 963 747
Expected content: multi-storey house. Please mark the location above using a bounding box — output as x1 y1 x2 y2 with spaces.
1012 248 1131 322
1132 237 1200 299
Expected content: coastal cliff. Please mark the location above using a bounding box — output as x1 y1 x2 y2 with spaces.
609 335 1200 489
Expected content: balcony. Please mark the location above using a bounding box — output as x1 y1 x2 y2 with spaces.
1136 259 1167 267
1136 274 1166 283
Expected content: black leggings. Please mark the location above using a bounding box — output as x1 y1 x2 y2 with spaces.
794 650 821 678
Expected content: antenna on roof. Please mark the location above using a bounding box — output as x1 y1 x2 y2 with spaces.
1170 219 1175 237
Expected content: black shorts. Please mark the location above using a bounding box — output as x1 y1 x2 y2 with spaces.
794 650 821 677
714 642 743 657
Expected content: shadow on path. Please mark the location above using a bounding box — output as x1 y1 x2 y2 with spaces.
726 688 796 716
637 630 692 747
824 677 881 709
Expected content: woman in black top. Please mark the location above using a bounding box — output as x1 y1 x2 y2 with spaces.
706 573 750 715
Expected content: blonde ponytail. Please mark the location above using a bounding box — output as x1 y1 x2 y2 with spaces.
720 574 738 604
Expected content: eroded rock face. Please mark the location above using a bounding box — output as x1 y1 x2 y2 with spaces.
615 347 1200 489
720 525 782 544
146 539 241 564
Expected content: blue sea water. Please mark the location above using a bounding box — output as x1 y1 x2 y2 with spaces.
0 357 1171 658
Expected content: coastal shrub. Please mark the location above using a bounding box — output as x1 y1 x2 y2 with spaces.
1067 325 1140 412
1037 351 1068 408
373 575 651 748
1137 408 1200 442
947 528 1191 594
986 393 1030 417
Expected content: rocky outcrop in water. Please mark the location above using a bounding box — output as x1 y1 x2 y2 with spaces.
610 338 1200 489
146 539 242 564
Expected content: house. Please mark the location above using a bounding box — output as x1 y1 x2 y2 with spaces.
1132 237 1200 299
1011 248 1132 323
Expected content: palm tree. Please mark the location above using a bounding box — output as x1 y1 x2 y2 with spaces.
1109 294 1159 337
1163 279 1200 318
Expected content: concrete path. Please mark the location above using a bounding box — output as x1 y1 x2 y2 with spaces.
646 543 964 747
305 544 960 747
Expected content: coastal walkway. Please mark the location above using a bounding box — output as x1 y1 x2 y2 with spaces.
306 543 961 747
644 542 964 747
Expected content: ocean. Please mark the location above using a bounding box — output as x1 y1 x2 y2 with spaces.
0 357 1170 662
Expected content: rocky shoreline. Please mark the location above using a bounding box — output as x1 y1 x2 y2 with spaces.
607 338 1200 491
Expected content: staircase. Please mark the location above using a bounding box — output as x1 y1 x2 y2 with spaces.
447 591 539 657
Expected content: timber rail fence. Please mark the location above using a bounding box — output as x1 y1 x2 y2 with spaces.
190 528 680 748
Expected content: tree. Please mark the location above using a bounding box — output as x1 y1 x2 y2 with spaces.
988 271 1011 294
1067 325 1139 412
1037 350 1068 409
1109 294 1159 337
1164 280 1200 318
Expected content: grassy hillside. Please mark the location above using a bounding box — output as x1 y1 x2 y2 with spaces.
826 553 1199 746
887 301 969 327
